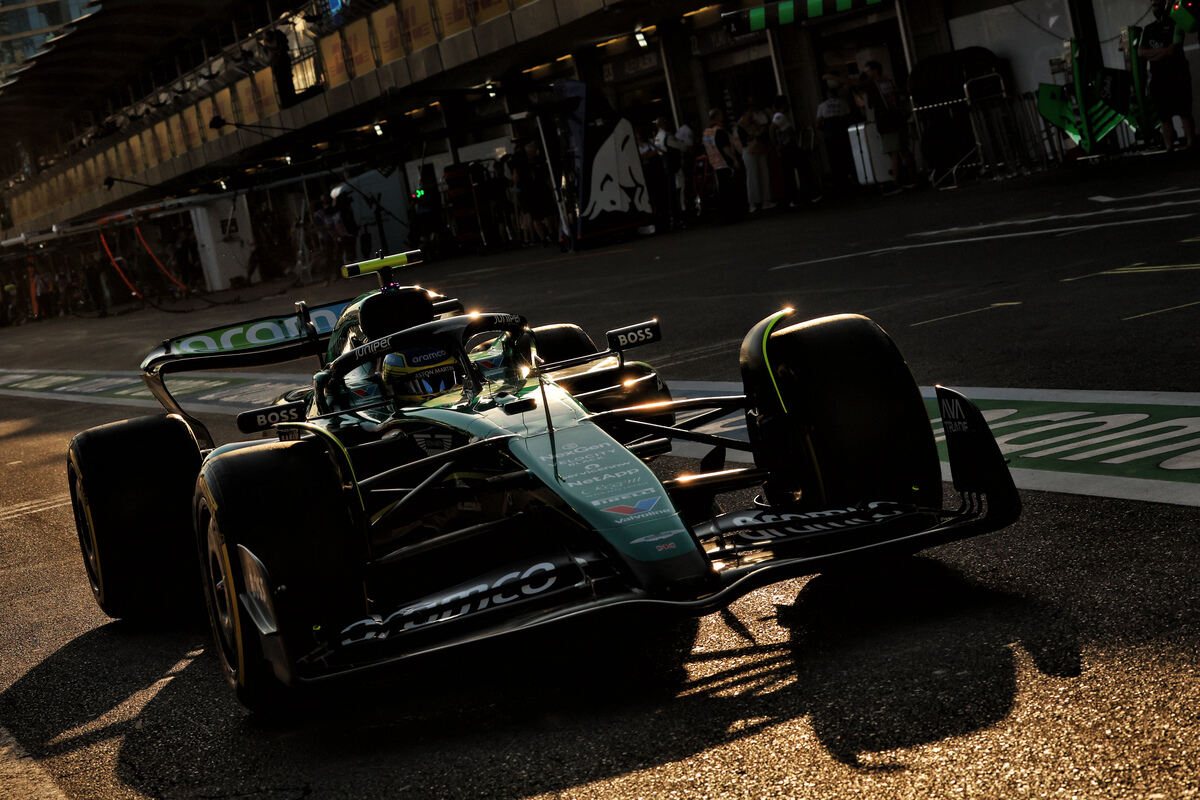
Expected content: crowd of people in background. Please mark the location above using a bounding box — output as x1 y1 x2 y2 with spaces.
3 66 925 322
640 66 917 230
0 221 208 326
2 262 97 326
643 96 817 231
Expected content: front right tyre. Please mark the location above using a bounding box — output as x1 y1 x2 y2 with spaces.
739 312 942 510
67 414 202 622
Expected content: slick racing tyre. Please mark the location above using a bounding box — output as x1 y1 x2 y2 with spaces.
531 323 598 364
67 414 203 622
195 439 364 712
740 312 941 510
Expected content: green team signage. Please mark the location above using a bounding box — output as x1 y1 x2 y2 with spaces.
1173 1 1199 32
725 0 885 35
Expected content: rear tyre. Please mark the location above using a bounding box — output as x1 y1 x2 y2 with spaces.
67 415 202 622
740 312 941 510
531 323 598 363
195 440 364 712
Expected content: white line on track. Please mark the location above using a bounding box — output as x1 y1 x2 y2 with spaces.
654 338 744 369
909 197 1200 237
1123 299 1200 321
910 301 1022 327
675 384 1200 407
1089 186 1200 203
3 376 1197 505
769 214 1193 271
0 495 72 523
921 386 1200 405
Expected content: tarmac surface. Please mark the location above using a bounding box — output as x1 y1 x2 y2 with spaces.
1 151 1199 798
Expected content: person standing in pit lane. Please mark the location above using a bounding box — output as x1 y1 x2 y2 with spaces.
702 108 742 222
738 97 774 212
1139 0 1196 152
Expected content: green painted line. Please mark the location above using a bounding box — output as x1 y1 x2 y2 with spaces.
923 396 1200 486
837 0 853 11
4 369 1197 505
673 383 1199 506
808 0 823 16
749 6 766 31
779 0 794 25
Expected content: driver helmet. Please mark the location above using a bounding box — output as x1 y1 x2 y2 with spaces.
381 345 460 403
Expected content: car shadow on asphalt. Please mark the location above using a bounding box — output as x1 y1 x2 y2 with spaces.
772 557 1081 769
0 556 1083 797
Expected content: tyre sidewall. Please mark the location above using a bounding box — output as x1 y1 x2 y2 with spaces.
67 414 202 621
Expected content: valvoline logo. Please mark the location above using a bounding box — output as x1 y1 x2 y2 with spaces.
603 497 660 516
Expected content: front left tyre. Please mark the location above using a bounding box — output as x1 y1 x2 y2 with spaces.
194 439 365 712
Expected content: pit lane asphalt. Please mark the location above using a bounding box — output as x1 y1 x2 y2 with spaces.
1 153 1199 798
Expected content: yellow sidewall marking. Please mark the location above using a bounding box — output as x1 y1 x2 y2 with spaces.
217 539 247 684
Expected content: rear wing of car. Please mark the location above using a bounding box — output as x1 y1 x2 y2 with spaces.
139 292 463 447
141 297 355 375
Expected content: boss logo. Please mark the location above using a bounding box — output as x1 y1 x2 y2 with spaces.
617 328 655 346
606 320 661 351
255 407 302 427
236 400 307 433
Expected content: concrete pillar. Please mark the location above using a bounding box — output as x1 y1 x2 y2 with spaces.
189 194 256 291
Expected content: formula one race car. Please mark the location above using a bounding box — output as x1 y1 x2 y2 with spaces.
67 250 1020 711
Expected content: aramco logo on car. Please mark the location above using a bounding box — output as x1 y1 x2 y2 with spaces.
171 303 350 354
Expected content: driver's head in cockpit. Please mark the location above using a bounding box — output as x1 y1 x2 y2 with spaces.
381 346 461 404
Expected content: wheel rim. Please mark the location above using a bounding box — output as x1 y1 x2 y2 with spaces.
68 464 102 598
204 514 238 663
